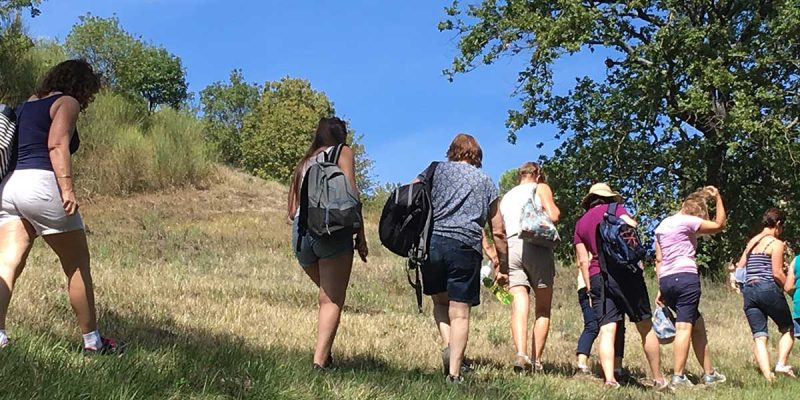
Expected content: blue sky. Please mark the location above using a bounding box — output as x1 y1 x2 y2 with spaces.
26 0 606 185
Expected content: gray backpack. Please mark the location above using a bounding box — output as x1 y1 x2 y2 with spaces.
296 144 362 249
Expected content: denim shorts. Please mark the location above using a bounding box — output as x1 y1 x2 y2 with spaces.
795 319 800 338
421 235 482 306
291 219 353 267
659 272 701 323
742 280 794 338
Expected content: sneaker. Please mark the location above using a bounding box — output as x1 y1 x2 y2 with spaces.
441 348 474 375
83 337 126 356
670 374 694 388
604 381 621 389
775 364 796 378
703 369 727 385
576 365 592 376
446 375 464 385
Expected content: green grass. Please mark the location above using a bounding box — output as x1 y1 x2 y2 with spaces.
1 168 798 399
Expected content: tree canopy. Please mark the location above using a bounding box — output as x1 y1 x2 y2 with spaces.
442 0 800 273
66 15 188 111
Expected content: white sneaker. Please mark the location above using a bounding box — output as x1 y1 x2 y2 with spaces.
775 364 796 378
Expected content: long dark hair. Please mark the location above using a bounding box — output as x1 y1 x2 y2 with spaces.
36 59 101 110
287 117 349 217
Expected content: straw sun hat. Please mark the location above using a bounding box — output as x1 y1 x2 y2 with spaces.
581 183 623 209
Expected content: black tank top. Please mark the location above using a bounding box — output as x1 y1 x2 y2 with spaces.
16 94 80 171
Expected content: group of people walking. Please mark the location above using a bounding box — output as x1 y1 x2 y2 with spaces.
288 120 800 389
0 58 796 391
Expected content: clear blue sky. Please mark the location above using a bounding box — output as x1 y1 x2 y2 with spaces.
26 0 606 185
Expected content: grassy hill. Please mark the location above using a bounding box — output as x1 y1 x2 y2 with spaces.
0 168 797 399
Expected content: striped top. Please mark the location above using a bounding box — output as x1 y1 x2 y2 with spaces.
745 253 774 284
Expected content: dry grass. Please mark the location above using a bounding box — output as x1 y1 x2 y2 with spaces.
0 167 798 399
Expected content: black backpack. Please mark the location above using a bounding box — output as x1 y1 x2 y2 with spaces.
378 161 438 312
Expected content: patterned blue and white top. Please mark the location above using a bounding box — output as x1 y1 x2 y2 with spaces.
419 161 499 253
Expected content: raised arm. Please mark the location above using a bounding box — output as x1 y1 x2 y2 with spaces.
537 183 560 223
697 187 726 235
48 96 80 216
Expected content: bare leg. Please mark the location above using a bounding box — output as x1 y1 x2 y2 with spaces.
311 251 353 366
431 293 450 346
673 322 693 376
448 301 470 377
509 286 529 358
43 230 96 334
691 316 714 375
0 219 35 331
776 331 794 367
598 322 618 382
636 319 664 382
531 287 552 362
753 336 773 380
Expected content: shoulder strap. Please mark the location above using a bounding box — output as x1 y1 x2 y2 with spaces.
325 144 345 164
607 202 618 217
747 234 773 255
296 171 311 251
422 161 439 185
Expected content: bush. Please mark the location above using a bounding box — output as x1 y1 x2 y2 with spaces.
75 91 213 196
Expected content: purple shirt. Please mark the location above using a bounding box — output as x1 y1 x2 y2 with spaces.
573 204 629 277
654 214 703 278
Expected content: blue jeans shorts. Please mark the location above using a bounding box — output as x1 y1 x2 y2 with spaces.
421 235 482 306
291 219 353 267
742 280 794 338
794 318 800 338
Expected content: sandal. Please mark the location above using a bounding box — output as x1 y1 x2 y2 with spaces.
513 352 533 374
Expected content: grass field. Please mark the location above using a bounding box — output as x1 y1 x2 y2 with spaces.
0 168 798 399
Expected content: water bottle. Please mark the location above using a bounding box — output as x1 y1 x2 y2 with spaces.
480 263 513 305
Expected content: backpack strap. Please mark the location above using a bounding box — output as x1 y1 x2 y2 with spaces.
606 202 618 217
408 161 439 313
296 170 311 251
595 224 608 314
326 144 345 164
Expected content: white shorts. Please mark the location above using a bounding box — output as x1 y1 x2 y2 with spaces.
0 169 84 236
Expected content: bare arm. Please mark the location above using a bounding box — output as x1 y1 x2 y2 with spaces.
338 146 368 262
654 240 663 278
620 214 638 227
697 188 726 235
772 241 788 288
488 199 508 274
537 183 560 223
786 257 796 295
575 243 591 293
482 230 499 266
48 96 80 215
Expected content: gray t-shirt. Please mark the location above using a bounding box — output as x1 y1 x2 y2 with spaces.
419 161 499 253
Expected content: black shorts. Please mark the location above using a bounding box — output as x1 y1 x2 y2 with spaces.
659 273 701 323
421 235 482 306
589 269 652 327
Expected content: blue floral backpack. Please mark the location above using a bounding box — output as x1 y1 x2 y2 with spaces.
518 184 560 248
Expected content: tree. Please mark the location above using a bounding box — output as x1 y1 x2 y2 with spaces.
200 70 262 167
65 15 188 110
0 0 40 18
240 77 374 193
442 1 800 274
498 168 518 196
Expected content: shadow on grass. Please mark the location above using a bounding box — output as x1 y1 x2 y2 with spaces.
0 309 547 400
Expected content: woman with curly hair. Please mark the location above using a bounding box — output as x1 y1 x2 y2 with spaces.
0 60 124 354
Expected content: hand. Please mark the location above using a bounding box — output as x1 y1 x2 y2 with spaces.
704 186 720 198
355 235 368 263
655 290 664 308
494 272 509 289
490 255 500 269
60 189 79 216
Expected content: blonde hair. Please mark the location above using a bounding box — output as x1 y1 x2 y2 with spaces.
680 188 713 219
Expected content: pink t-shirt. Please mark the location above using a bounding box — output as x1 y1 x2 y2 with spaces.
654 214 704 278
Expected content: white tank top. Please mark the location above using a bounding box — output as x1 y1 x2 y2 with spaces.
499 182 542 237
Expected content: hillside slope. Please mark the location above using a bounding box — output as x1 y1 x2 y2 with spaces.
0 167 797 399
